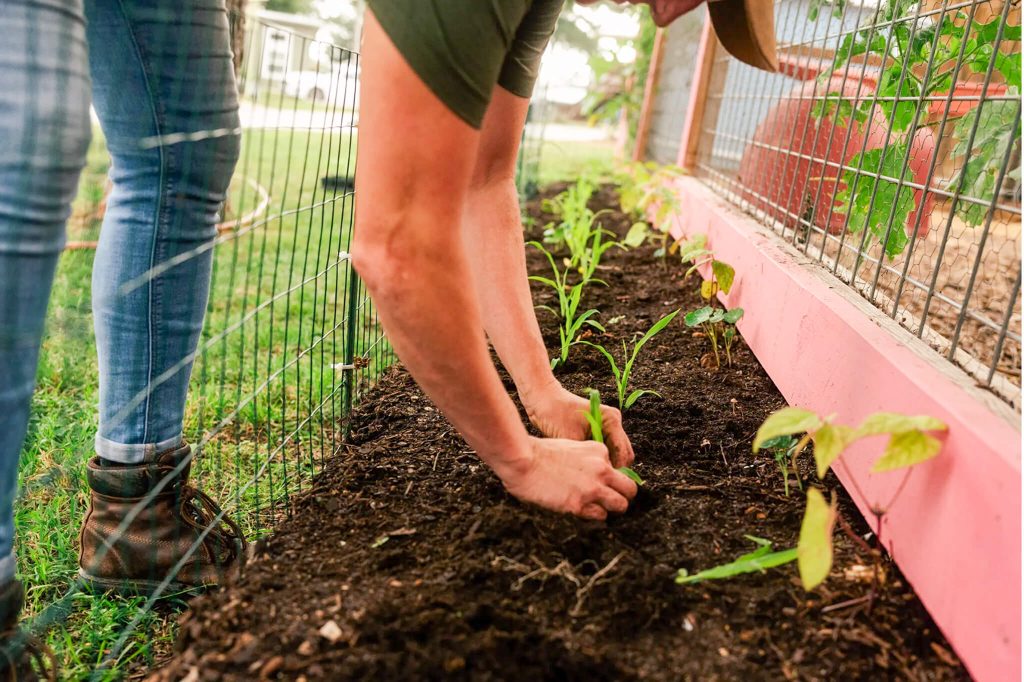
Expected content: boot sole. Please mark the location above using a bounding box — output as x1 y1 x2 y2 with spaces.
77 569 214 598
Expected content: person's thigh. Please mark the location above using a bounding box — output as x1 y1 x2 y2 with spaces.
85 0 240 460
0 0 92 579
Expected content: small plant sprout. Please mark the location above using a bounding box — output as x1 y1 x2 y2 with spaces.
676 536 797 584
579 309 680 410
565 212 620 286
678 408 947 593
683 306 744 369
759 434 802 497
583 389 644 485
529 241 604 369
752 407 948 590
542 177 595 246
614 162 685 260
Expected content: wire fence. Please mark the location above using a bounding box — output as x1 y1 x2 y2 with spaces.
691 0 1021 407
18 14 384 678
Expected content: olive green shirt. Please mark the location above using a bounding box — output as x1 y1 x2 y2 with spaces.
367 0 562 129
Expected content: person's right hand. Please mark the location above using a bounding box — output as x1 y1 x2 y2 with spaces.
496 436 638 521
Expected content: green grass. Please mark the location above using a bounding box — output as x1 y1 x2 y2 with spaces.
537 138 617 185
16 124 387 680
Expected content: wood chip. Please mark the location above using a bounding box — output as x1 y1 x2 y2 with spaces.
319 620 343 643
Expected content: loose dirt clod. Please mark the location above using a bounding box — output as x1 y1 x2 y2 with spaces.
155 184 966 681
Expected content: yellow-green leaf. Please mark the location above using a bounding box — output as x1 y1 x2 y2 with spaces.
871 429 943 473
700 280 718 300
623 222 650 248
855 412 946 438
753 408 823 452
811 424 855 479
712 260 735 294
797 488 837 590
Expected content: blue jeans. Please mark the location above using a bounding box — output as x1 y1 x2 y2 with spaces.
0 0 240 584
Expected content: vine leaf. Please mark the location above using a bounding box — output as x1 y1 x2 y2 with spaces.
872 429 943 472
753 408 823 452
811 423 855 478
797 488 838 590
835 144 915 258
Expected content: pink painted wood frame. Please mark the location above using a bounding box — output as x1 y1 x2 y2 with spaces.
661 176 1021 682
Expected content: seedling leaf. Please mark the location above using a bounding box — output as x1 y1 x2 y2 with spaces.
625 389 661 409
753 408 823 452
585 389 605 444
811 423 855 478
684 306 714 327
700 280 718 300
854 412 947 439
712 260 735 294
722 308 744 324
872 429 942 472
675 536 798 584
797 488 837 590
624 222 650 248
618 467 645 485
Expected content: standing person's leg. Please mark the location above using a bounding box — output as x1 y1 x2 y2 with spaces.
0 0 92 674
78 0 245 593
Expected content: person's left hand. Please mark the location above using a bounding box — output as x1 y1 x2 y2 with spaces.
520 380 635 468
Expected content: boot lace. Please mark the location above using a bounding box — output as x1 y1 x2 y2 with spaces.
179 485 248 568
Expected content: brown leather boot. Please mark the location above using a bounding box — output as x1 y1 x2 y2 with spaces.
78 442 246 594
0 580 55 681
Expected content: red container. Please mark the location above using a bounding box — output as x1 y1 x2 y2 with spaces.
737 76 936 238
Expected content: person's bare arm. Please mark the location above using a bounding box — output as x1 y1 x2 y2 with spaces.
353 12 635 519
462 88 634 467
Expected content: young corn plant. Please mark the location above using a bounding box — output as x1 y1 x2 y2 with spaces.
676 409 947 590
542 177 596 246
529 241 604 369
578 309 680 409
583 389 644 485
564 211 620 286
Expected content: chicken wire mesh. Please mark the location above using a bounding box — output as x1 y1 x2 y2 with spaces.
692 0 1022 407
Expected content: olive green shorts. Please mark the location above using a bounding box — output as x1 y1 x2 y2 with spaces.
366 0 562 129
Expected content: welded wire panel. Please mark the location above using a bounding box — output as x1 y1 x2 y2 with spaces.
695 0 1022 406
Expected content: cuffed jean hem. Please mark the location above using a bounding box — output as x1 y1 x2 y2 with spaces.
0 553 15 586
94 433 183 464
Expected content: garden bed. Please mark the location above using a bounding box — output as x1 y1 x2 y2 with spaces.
154 185 965 680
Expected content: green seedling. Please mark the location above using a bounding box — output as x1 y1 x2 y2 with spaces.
752 408 948 591
578 309 679 409
529 241 604 369
676 536 798 584
615 162 685 262
583 389 644 485
542 177 595 246
683 306 744 369
759 434 802 497
564 211 620 286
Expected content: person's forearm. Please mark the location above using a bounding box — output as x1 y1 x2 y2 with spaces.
464 179 558 402
353 209 532 478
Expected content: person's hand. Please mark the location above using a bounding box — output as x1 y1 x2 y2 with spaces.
520 381 635 467
496 436 638 520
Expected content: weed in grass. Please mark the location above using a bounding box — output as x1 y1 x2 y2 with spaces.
579 310 679 409
529 242 605 369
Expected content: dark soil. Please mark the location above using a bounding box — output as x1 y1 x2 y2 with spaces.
155 184 966 681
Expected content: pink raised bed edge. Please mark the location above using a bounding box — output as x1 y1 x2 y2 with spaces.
660 176 1021 682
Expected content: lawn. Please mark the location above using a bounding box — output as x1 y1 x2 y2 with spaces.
16 123 386 679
